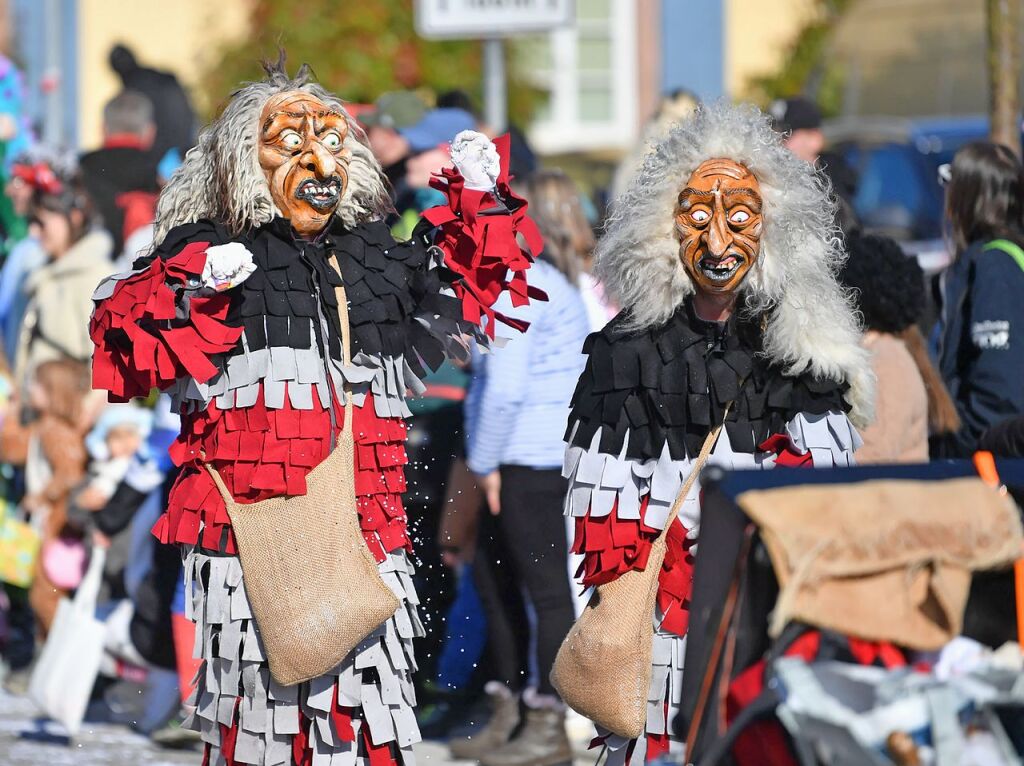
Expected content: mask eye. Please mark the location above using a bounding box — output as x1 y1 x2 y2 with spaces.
691 209 710 223
730 210 750 224
322 132 343 151
281 130 303 150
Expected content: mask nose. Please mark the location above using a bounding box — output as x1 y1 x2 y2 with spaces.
303 141 336 179
704 210 732 258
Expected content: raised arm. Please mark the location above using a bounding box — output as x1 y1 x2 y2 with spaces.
420 132 546 343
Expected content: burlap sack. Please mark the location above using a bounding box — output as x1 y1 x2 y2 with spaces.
738 477 1024 651
205 269 399 687
551 422 724 739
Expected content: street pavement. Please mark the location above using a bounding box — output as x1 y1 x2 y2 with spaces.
0 688 471 766
0 688 596 766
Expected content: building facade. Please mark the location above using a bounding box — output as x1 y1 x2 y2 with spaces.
518 0 816 155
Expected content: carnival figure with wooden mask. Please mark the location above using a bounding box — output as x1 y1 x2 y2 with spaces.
558 102 874 765
90 61 543 766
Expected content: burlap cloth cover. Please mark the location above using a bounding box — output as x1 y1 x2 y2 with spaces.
205 262 399 687
738 477 1024 651
551 421 724 740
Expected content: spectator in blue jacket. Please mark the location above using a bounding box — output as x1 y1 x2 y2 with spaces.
457 171 592 766
935 141 1024 457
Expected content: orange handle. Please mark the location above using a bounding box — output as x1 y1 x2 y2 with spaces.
974 451 1024 648
1017 561 1024 648
973 450 1000 487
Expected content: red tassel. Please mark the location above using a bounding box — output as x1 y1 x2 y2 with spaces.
421 133 545 339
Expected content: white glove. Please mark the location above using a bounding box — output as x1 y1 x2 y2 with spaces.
450 130 500 192
201 242 256 292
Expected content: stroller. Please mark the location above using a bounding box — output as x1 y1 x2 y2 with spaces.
678 458 1024 766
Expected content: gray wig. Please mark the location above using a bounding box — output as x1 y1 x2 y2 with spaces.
154 64 392 241
597 101 874 426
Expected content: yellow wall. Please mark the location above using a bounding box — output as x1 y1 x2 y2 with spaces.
76 0 252 149
724 0 820 99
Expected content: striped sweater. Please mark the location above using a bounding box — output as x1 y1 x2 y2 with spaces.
465 259 591 475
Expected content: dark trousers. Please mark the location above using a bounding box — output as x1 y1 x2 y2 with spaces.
474 511 530 690
496 465 575 698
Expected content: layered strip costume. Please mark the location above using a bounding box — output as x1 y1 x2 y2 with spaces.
90 140 542 766
563 303 859 765
560 102 874 766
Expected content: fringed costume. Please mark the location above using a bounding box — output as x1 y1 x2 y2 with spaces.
561 102 874 764
90 66 540 766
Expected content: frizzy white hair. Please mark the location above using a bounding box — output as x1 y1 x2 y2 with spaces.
154 63 392 242
597 100 874 426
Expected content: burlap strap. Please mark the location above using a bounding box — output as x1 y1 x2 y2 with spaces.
655 403 731 550
330 253 355 436
206 254 354 500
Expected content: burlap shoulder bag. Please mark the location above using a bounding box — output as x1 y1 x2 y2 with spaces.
205 256 400 687
551 416 727 739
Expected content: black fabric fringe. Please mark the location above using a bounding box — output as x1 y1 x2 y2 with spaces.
148 217 475 383
565 301 850 461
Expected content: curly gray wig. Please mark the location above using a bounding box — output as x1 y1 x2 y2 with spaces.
597 100 874 426
154 63 392 241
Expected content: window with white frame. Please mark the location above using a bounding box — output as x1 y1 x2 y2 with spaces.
517 0 638 155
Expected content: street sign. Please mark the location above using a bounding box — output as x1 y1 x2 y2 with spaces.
415 0 574 40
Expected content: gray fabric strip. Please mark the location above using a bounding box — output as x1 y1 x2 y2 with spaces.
183 548 423 765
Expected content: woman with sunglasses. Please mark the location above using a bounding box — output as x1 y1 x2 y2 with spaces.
934 141 1024 456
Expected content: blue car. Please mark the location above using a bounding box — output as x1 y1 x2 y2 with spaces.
825 116 1024 273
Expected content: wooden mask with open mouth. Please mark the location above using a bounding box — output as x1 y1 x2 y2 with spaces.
675 158 763 295
258 91 351 237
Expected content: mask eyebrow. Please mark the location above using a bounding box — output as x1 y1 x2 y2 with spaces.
262 111 305 135
314 118 346 136
721 188 763 212
677 188 715 209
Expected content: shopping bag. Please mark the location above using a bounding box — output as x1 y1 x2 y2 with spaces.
28 546 107 736
0 505 40 587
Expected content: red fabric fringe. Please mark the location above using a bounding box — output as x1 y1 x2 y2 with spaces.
421 134 546 339
758 433 814 467
571 495 696 637
153 390 411 560
90 241 242 401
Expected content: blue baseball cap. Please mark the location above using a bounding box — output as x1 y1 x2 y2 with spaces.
399 108 477 153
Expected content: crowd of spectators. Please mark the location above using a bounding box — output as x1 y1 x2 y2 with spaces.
0 50 1023 766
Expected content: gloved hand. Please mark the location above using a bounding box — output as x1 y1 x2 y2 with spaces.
450 130 500 192
201 242 256 292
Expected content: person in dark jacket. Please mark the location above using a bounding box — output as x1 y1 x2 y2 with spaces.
934 141 1024 457
79 90 160 255
108 44 196 160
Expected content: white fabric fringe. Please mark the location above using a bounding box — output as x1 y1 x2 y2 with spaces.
563 411 861 540
183 548 423 766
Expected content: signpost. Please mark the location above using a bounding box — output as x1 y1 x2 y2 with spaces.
415 0 574 131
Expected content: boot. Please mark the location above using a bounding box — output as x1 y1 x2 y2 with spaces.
449 683 520 760
479 707 572 766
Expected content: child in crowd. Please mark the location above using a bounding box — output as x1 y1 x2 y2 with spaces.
77 403 152 517
0 358 91 635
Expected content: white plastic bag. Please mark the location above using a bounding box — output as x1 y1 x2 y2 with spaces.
29 546 107 736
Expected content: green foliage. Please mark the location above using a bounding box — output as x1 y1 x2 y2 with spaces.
201 0 535 122
746 0 854 117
